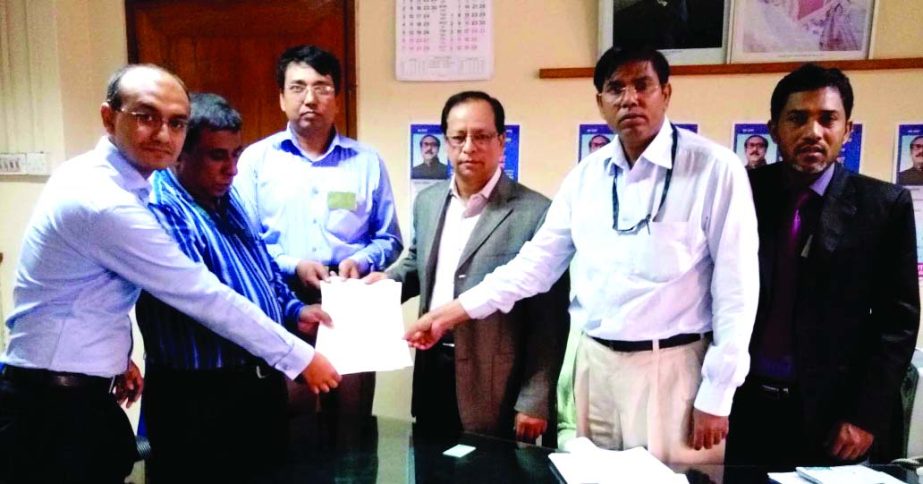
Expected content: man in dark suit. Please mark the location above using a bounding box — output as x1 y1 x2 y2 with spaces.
726 63 920 467
366 91 569 444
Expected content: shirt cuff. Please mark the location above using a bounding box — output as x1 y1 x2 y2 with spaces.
277 254 300 276
347 253 372 274
283 301 307 331
271 338 315 380
693 378 737 417
458 286 495 320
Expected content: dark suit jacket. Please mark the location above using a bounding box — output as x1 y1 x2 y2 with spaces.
748 162 919 449
387 174 570 440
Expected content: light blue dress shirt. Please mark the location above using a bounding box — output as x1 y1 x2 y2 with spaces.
235 127 402 275
1 138 313 379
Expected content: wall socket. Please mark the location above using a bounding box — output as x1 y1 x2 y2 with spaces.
0 152 49 175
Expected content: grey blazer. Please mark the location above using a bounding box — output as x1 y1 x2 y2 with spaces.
388 174 570 439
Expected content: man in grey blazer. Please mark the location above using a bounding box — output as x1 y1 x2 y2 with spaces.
367 91 569 444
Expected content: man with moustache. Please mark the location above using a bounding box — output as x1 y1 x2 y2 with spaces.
366 91 569 444
405 47 759 464
588 133 612 154
897 135 923 185
744 134 769 170
136 93 333 481
412 134 449 179
726 64 919 467
0 65 339 483
236 45 401 427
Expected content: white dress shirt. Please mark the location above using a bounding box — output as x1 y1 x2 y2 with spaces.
459 120 759 415
428 167 502 310
1 138 313 379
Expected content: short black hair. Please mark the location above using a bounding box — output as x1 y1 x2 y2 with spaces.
911 135 923 145
440 91 505 135
593 46 670 93
745 134 768 146
105 64 189 111
770 63 854 121
420 134 441 147
182 93 242 154
275 45 341 93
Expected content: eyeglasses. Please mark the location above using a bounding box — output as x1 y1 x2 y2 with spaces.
286 84 336 98
911 143 923 151
445 132 498 149
120 110 188 133
600 79 661 103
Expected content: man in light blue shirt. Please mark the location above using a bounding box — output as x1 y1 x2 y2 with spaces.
236 45 402 421
0 65 340 483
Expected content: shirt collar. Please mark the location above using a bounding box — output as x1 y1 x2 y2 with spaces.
449 166 503 218
782 161 836 197
97 137 152 199
606 117 673 173
809 162 836 197
160 168 228 214
277 124 342 162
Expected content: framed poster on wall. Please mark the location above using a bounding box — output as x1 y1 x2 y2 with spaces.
598 0 730 65
729 0 876 63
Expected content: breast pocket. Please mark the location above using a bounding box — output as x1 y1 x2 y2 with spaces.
632 221 704 283
326 208 366 241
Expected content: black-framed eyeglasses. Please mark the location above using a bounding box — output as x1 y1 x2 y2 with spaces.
119 109 188 133
612 124 679 234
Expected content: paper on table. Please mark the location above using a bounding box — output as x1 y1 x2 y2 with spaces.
316 278 413 375
549 437 688 484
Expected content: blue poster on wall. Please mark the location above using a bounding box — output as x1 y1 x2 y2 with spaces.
409 124 449 181
502 124 520 181
733 123 777 171
839 123 862 173
895 123 923 277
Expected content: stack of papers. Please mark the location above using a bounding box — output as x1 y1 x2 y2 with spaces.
315 278 413 375
768 465 905 483
548 437 688 483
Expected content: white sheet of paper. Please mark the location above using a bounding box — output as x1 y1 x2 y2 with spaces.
550 438 687 483
315 278 413 375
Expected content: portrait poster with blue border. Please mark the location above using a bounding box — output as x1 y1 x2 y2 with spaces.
409 124 449 181
501 124 520 181
577 122 698 162
733 123 778 170
894 123 923 277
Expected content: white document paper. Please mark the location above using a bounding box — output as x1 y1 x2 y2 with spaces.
795 465 906 484
550 438 687 484
316 278 413 375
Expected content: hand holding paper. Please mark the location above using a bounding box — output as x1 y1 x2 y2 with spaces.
316 278 413 374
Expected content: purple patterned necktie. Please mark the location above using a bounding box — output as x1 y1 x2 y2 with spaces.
756 188 815 377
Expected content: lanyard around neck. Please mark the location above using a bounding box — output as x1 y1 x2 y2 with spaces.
611 123 679 234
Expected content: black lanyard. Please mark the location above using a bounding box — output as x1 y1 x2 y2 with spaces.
611 123 679 234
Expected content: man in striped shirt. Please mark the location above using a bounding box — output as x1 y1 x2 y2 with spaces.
136 93 329 481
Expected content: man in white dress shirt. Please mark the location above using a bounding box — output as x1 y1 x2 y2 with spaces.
405 47 759 464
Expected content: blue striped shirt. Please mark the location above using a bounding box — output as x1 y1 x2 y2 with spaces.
136 169 305 370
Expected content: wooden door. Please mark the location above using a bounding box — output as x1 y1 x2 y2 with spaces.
126 0 356 144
